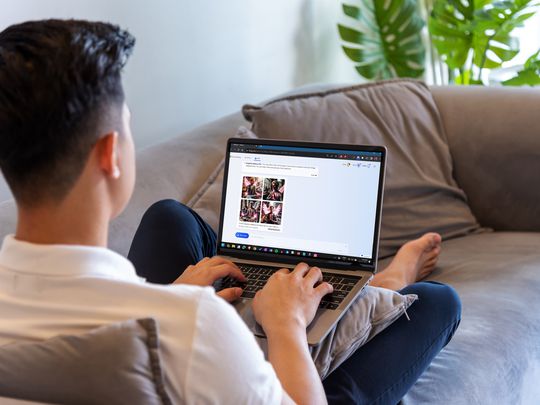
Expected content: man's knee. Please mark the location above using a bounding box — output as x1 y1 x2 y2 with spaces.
413 282 462 345
404 281 461 329
141 199 196 229
428 282 461 321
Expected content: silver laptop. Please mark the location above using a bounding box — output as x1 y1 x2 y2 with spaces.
216 138 386 345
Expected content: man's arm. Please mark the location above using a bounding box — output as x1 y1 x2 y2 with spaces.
268 326 326 405
253 263 333 405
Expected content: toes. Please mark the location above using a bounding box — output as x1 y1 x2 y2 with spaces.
429 246 442 258
422 232 442 251
419 258 439 279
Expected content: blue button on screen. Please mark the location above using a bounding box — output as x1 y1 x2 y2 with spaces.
235 232 249 238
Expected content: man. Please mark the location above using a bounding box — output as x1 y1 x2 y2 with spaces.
0 20 460 404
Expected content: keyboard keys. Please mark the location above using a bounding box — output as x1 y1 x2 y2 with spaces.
213 264 362 310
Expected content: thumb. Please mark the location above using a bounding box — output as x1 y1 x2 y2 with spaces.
217 287 243 303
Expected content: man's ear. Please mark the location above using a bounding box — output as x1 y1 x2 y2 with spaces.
97 132 120 179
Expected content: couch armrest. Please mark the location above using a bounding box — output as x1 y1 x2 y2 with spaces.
431 85 540 232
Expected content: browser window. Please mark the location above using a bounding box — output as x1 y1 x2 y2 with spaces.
220 143 383 264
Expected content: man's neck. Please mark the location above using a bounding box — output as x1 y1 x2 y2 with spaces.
15 195 110 247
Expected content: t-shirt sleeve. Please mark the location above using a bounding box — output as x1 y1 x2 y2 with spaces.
184 288 283 404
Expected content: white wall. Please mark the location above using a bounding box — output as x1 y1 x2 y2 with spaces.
0 0 360 201
1 0 360 149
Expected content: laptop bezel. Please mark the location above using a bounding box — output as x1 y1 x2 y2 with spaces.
217 137 386 272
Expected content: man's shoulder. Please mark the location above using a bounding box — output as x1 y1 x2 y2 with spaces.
114 281 237 322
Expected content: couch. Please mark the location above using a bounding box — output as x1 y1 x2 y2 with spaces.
0 80 539 404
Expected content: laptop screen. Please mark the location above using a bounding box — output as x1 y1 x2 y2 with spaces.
217 139 385 268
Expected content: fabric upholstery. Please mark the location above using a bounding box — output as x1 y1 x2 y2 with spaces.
0 318 171 405
431 85 540 232
395 232 540 405
0 199 16 243
242 79 482 258
0 397 47 405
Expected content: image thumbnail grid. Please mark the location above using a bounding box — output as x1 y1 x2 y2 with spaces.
239 176 285 226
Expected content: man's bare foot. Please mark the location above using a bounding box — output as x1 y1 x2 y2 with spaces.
371 233 442 291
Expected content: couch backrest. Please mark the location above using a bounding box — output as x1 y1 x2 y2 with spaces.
431 85 540 232
1 83 538 255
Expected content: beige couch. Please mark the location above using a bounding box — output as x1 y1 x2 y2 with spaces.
1 81 540 404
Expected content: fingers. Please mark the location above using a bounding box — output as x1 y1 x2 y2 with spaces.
304 266 323 286
196 257 245 281
206 256 238 267
217 287 243 303
199 256 235 268
210 263 246 282
276 267 291 274
291 262 310 278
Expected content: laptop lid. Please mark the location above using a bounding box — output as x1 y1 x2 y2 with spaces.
217 138 386 272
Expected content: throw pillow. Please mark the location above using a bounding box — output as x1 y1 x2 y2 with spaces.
0 318 171 405
310 286 416 378
248 286 417 379
242 79 482 258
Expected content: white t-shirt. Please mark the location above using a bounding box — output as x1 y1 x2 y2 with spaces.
0 235 282 404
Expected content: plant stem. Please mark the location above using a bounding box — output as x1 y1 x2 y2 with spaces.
476 6 519 83
476 35 495 83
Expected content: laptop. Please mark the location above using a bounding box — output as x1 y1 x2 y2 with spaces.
215 138 386 345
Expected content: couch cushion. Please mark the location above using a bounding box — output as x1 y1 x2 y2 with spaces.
0 318 171 405
395 232 540 405
243 79 482 259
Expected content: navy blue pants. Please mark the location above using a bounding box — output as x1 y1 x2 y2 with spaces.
128 200 461 405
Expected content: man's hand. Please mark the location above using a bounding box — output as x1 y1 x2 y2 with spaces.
252 262 333 335
174 257 246 302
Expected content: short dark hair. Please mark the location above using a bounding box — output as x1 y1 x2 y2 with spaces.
0 19 135 205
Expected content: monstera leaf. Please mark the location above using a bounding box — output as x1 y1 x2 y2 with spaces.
472 0 537 70
338 0 425 80
502 50 540 85
429 0 491 70
429 0 538 84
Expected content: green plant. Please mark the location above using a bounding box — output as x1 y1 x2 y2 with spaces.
429 0 539 84
338 0 540 86
503 49 540 85
337 0 426 80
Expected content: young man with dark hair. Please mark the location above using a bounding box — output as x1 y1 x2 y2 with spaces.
0 19 461 404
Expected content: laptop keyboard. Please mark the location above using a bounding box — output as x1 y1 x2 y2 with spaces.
215 264 362 310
